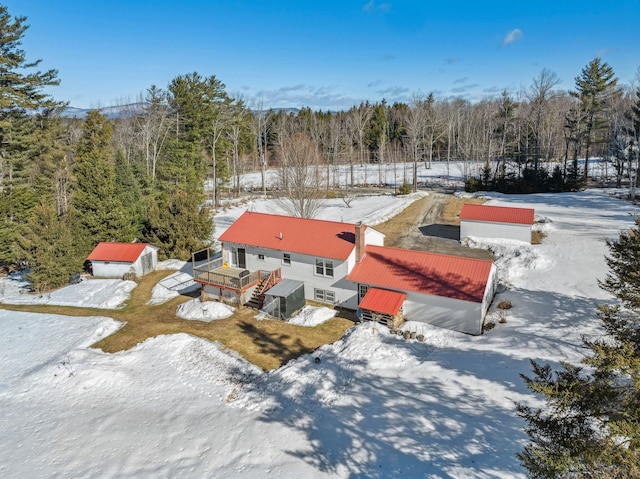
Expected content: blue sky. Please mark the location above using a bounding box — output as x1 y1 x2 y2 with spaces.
8 0 640 110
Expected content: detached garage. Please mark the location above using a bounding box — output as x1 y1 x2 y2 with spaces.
347 245 497 335
460 204 535 244
87 242 159 279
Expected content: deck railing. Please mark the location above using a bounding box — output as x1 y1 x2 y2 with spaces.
193 267 259 291
191 251 282 292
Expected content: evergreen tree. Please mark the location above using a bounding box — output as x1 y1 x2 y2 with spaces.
143 189 212 261
517 216 640 478
0 5 62 265
17 202 79 291
71 110 138 249
571 58 619 180
114 151 145 234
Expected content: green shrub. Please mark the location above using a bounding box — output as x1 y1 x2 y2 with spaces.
398 182 412 195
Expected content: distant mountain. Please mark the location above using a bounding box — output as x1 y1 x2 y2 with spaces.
61 104 301 119
61 103 146 119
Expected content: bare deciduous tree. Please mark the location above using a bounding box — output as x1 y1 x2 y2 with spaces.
277 133 326 218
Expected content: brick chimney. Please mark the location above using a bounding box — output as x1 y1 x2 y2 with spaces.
355 221 365 263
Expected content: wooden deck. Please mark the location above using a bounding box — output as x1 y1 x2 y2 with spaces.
193 263 260 292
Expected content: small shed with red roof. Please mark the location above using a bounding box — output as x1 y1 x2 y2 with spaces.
460 204 535 244
358 288 406 329
87 242 159 279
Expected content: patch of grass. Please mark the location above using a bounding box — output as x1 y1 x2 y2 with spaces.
483 320 496 333
440 196 486 224
531 230 547 245
497 300 512 310
0 270 353 371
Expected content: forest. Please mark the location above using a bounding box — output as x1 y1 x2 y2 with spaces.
1 4 639 292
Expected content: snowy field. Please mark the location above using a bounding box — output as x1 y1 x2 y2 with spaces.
224 157 617 192
1 165 639 477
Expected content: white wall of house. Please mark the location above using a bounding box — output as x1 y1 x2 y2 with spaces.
344 227 385 272
91 245 158 278
222 242 358 308
460 219 531 243
365 227 385 246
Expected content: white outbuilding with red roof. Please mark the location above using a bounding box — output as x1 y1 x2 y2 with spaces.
347 245 497 335
460 204 535 244
87 242 159 279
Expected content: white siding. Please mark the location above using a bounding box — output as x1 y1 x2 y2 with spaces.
403 292 484 335
130 245 159 276
365 227 385 246
223 242 358 307
480 264 498 318
91 245 158 278
92 262 133 278
460 219 531 243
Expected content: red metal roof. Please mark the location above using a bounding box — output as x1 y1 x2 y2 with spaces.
347 245 494 303
219 211 362 260
359 288 406 316
87 242 150 262
460 204 534 225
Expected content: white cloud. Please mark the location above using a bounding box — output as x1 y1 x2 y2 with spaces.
501 28 523 46
362 0 375 12
363 1 391 13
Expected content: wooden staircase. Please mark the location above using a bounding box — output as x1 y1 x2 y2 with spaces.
245 269 282 309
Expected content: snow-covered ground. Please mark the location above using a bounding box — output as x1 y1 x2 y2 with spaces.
221 157 616 192
0 272 136 309
1 173 638 477
214 190 428 240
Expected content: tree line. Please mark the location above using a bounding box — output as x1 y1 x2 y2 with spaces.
1 3 639 291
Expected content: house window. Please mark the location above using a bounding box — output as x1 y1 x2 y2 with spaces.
314 288 335 303
258 254 265 260
315 258 334 277
231 247 238 266
359 284 369 300
283 253 291 265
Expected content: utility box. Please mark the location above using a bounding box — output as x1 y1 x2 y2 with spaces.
262 279 305 320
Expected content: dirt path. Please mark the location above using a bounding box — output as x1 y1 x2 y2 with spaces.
374 192 493 260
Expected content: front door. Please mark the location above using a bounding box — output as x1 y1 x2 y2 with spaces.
238 248 246 269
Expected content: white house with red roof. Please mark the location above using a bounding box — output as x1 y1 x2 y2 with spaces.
460 204 535 244
215 211 498 335
87 242 159 278
217 211 384 308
